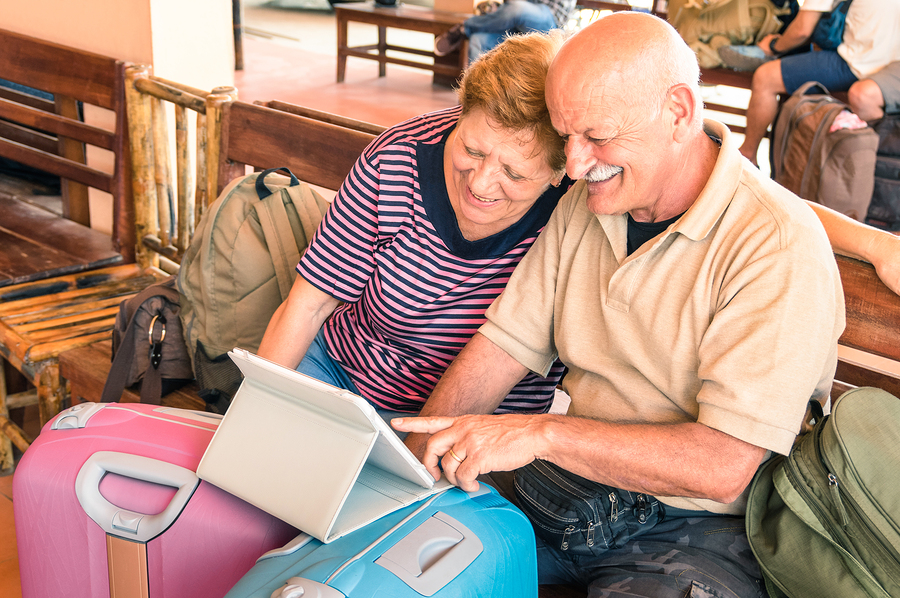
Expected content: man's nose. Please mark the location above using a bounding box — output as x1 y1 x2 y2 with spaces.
565 137 595 181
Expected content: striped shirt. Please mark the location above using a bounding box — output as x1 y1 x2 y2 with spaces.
298 107 568 413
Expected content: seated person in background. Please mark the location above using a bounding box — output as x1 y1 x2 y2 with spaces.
392 12 874 596
717 0 831 71
849 60 900 121
433 0 576 65
739 0 900 165
257 32 571 427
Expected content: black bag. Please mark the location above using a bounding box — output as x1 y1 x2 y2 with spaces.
101 276 194 404
810 0 851 51
866 116 900 230
513 460 665 556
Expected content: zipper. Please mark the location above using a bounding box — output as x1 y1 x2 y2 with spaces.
534 461 602 548
609 492 619 524
561 525 575 551
634 494 651 525
820 450 900 567
784 448 846 545
827 474 849 527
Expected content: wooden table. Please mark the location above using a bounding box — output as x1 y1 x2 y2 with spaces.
0 195 122 288
334 2 469 87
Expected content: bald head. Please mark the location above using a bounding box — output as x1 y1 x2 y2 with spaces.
544 12 715 222
547 12 701 124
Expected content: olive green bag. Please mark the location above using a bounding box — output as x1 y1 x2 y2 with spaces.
177 167 329 413
746 387 900 598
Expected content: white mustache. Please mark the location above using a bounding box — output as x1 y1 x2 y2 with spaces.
584 163 623 182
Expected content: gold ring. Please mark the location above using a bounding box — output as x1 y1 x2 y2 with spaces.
448 448 464 463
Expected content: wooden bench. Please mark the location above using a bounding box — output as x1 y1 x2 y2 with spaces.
0 29 158 470
334 2 470 87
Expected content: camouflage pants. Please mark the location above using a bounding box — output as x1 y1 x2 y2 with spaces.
493 465 766 598
535 511 766 598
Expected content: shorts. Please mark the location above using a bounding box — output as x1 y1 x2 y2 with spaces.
780 49 858 95
869 61 900 115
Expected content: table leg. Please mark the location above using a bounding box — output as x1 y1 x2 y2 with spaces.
378 25 387 78
336 12 348 83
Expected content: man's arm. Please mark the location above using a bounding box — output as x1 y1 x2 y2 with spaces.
396 412 766 503
256 275 341 369
403 332 530 459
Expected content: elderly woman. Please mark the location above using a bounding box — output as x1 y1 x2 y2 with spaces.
258 32 570 421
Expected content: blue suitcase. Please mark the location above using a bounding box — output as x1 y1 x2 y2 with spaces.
225 485 537 598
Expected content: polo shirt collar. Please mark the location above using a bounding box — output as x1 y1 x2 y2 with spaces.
595 119 743 264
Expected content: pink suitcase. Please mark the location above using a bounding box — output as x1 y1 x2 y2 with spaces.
13 402 299 598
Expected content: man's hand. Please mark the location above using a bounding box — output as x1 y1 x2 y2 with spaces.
393 413 548 491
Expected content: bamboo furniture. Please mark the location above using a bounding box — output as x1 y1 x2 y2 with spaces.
56 67 239 411
124 65 237 272
333 2 470 87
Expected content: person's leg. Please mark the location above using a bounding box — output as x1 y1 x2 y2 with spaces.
849 79 887 122
851 61 900 121
297 328 413 437
740 50 857 165
467 31 506 63
463 1 557 62
740 59 786 165
578 514 765 598
296 327 360 393
463 1 556 36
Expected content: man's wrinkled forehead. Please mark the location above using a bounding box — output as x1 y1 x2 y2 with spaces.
546 55 624 126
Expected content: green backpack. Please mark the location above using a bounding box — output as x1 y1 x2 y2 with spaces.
746 387 900 598
177 167 329 413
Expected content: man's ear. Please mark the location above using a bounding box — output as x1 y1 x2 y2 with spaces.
667 83 697 142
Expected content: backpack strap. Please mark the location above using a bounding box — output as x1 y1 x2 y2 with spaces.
101 278 181 405
254 168 304 300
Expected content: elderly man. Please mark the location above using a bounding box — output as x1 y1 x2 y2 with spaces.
395 12 844 597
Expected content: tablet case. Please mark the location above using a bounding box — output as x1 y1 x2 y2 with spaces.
197 348 452 543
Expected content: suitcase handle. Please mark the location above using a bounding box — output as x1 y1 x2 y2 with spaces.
75 451 200 543
373 511 484 595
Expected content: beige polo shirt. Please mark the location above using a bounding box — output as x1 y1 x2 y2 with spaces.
480 120 845 514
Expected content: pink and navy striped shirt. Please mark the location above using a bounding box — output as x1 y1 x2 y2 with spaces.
298 107 568 413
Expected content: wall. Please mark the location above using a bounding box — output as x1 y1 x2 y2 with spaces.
2 0 235 233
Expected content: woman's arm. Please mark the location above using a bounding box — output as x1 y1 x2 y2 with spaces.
256 275 341 369
808 200 900 296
